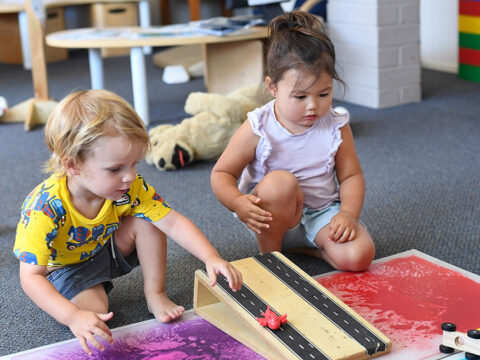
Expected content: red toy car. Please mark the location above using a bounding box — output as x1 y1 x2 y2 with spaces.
257 305 287 330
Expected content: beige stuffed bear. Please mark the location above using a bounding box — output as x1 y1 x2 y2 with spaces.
146 84 273 170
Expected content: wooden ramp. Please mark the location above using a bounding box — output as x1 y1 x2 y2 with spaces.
194 252 391 360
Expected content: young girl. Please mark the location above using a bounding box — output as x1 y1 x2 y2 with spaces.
211 11 375 272
14 89 242 356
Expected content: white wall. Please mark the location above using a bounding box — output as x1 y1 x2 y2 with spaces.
420 0 458 73
327 0 421 109
281 0 296 12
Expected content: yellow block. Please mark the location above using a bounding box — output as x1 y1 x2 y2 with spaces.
459 15 480 35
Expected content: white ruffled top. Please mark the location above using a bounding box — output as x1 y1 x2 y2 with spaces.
238 99 348 211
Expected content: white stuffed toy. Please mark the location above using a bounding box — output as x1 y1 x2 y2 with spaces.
146 84 273 170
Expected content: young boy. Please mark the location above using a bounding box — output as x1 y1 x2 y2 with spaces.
14 89 242 355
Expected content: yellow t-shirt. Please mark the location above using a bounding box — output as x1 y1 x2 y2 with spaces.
13 174 171 266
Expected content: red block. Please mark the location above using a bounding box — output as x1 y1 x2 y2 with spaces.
459 0 480 16
459 47 480 66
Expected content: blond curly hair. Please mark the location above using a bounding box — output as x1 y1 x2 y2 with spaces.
45 89 150 176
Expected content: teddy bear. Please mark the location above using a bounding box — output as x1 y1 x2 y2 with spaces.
146 84 273 171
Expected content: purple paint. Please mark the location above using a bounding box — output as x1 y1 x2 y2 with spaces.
11 312 265 359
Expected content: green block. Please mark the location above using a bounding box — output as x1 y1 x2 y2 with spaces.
458 63 480 82
459 32 480 50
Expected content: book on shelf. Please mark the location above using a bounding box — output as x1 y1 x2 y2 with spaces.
191 16 265 36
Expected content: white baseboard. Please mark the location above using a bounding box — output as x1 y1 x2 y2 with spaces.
421 59 458 74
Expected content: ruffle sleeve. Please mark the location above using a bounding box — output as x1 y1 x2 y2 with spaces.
247 100 275 173
326 107 350 173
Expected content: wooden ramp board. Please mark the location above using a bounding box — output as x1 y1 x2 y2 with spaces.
194 252 392 360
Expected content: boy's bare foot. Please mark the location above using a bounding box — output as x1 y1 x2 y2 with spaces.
146 291 185 322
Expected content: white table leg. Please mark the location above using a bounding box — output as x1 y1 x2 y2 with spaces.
88 48 104 89
138 0 152 55
130 47 149 125
18 11 32 70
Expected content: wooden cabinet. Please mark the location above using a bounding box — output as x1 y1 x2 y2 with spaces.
91 2 138 57
0 7 68 64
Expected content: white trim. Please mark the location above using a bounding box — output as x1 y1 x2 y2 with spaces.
315 249 480 283
421 60 458 74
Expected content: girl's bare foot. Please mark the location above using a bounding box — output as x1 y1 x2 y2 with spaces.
146 291 185 322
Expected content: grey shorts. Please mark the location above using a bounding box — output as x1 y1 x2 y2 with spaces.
47 237 139 300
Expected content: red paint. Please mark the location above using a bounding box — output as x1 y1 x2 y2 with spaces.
460 47 480 66
460 0 480 17
317 255 480 352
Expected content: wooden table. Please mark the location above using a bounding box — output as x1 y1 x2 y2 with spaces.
46 26 268 125
0 0 151 69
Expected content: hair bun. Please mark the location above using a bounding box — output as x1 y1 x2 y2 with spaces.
268 17 290 33
268 11 323 36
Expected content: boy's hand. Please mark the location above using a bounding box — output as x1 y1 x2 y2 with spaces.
68 309 114 356
205 257 242 292
329 210 357 243
232 194 272 234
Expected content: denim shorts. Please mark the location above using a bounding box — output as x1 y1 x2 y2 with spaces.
282 202 341 250
241 201 341 250
47 237 139 300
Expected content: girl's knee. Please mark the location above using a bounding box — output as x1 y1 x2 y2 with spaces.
255 170 301 206
319 226 375 271
335 237 375 272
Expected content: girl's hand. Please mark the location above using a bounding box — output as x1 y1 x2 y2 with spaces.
232 194 272 234
67 309 114 355
205 256 243 292
329 211 358 243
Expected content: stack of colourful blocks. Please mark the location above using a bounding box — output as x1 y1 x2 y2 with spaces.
459 0 480 82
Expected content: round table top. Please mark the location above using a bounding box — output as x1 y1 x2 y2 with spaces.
46 26 269 49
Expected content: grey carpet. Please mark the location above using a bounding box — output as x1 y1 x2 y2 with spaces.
0 50 479 356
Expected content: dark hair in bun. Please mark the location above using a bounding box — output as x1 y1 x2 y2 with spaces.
266 11 345 91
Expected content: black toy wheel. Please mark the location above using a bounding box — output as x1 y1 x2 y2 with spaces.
465 353 480 360
468 329 480 339
441 322 457 332
439 344 454 354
